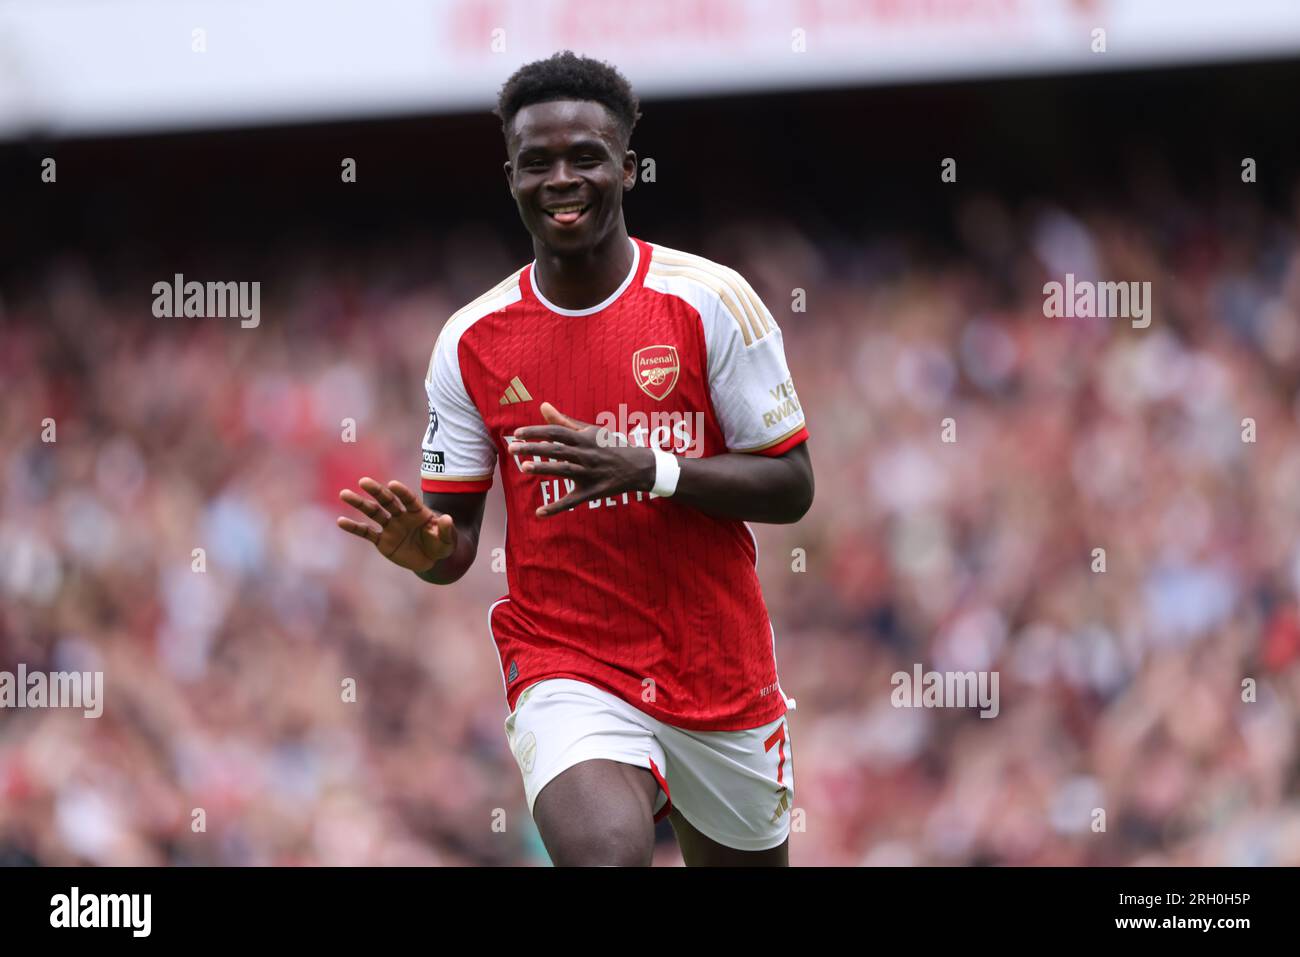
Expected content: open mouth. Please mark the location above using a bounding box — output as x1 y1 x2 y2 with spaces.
544 202 591 226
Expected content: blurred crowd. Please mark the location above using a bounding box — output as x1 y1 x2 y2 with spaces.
3 175 1300 866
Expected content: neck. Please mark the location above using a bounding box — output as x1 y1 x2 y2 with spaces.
532 221 634 311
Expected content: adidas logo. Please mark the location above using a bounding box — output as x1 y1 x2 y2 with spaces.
499 376 533 405
770 788 791 824
507 660 519 683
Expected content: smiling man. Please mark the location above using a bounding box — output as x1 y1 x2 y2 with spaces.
336 51 813 866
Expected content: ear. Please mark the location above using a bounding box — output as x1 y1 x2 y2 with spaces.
503 160 515 198
623 150 637 191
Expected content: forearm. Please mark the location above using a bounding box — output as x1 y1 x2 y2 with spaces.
510 418 814 523
640 446 814 524
414 530 479 584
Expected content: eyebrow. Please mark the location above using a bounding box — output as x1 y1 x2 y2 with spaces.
516 138 611 159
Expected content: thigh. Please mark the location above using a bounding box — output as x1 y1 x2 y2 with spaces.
533 759 661 866
670 808 789 866
503 679 671 866
658 713 794 861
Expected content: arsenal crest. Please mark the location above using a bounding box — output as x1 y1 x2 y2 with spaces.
633 345 680 401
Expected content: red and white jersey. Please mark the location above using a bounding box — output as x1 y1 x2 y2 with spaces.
420 237 808 731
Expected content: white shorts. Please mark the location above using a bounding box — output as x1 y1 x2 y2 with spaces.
503 678 794 852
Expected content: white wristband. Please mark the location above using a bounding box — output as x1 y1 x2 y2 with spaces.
650 447 681 497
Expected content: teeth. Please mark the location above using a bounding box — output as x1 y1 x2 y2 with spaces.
548 204 586 214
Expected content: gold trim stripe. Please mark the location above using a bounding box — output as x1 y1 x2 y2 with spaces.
648 262 758 346
451 270 522 325
651 251 769 338
427 269 524 382
732 421 806 453
421 471 494 482
650 250 774 341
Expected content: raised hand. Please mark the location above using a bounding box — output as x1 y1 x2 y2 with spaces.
336 477 456 572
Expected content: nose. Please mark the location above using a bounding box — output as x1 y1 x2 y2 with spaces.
544 158 581 191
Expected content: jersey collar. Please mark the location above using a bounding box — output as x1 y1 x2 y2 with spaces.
528 236 640 317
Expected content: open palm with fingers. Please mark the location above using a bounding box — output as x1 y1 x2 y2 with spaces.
336 477 456 573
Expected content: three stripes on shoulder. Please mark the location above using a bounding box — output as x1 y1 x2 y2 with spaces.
647 247 777 347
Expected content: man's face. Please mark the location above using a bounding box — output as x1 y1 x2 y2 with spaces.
504 100 636 255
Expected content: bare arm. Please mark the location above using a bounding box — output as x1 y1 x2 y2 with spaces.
659 443 812 524
416 489 487 583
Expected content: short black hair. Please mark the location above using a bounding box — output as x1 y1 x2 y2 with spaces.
495 50 641 148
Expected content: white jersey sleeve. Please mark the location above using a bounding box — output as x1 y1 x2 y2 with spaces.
421 323 497 493
702 270 808 456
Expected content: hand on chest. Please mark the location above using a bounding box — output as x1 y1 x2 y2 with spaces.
477 312 711 460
